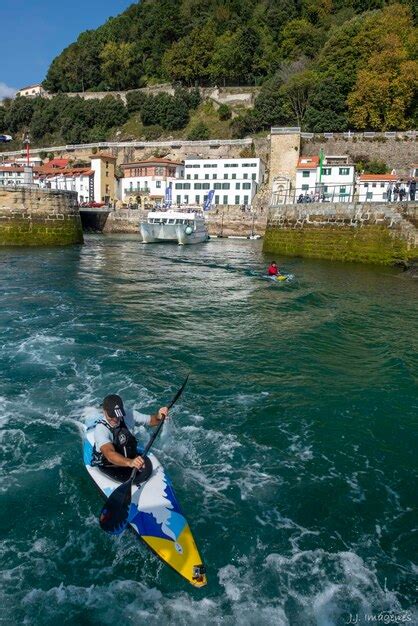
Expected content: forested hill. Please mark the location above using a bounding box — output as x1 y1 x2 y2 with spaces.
1 1 416 147
45 0 416 92
42 0 417 133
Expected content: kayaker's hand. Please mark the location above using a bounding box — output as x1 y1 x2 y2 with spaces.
157 406 169 421
130 456 145 470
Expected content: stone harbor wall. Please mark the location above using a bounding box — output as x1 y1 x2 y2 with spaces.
101 206 267 238
263 202 418 265
0 187 83 246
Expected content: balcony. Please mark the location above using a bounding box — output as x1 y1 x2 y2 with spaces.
124 187 150 197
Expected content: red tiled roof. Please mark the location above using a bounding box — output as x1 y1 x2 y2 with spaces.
358 174 397 181
37 167 93 178
297 156 319 169
46 158 69 168
0 166 24 173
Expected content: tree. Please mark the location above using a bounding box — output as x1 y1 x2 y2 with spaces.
5 97 36 133
279 70 317 126
346 9 418 130
100 42 136 90
95 96 128 129
126 90 147 114
304 77 348 131
218 104 231 120
187 122 210 140
280 19 324 60
162 22 215 84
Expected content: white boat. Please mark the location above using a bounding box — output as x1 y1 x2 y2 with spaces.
140 208 209 245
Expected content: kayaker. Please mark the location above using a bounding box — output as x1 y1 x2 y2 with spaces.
267 261 281 276
92 394 168 471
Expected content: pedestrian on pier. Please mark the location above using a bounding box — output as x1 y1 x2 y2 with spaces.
408 179 416 201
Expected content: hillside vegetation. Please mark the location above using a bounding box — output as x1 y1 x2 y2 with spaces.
0 1 416 149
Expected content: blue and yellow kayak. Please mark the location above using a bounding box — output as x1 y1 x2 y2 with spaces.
82 420 207 587
267 273 294 283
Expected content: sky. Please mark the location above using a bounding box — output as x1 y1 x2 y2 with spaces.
0 0 134 98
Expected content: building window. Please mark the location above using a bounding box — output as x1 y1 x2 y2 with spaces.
243 173 248 179
195 183 202 189
242 182 251 189
184 183 191 189
382 193 387 199
235 195 240 204
194 174 198 179
322 168 331 176
195 195 200 203
366 191 373 199
302 171 310 178
175 183 182 189
340 186 346 194
364 183 369 188
302 184 309 190
176 195 181 204
155 167 164 175
156 181 161 188
186 174 191 180
243 195 249 204
222 183 230 189
372 183 377 188
202 183 210 190
213 174 217 179
339 168 350 176
232 174 236 179
251 173 256 180
223 195 228 204
214 182 221 189
205 174 209 179
215 195 219 204
380 183 385 188
224 174 228 179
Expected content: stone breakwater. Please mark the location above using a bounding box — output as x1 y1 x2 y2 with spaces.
263 202 418 265
0 187 83 246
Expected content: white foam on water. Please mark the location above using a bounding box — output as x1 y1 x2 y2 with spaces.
264 549 405 624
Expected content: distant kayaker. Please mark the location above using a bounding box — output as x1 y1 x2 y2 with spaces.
92 394 168 471
267 261 281 276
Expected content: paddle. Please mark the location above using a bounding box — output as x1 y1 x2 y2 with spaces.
99 374 189 534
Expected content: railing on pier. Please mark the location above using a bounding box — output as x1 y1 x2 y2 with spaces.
271 183 416 206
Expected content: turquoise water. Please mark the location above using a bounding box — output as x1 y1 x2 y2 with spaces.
0 235 417 626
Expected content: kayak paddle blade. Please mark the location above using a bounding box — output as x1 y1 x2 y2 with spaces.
99 480 132 534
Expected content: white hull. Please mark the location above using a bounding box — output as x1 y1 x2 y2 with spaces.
140 223 209 245
140 208 209 245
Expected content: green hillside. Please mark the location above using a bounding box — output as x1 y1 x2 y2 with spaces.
0 1 416 149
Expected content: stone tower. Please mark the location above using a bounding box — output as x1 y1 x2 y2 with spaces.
269 127 301 204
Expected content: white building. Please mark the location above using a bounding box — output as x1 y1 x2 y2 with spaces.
16 84 48 98
36 155 116 204
38 168 94 203
295 155 355 202
173 157 265 207
0 165 25 187
15 156 43 167
120 158 184 206
357 174 398 202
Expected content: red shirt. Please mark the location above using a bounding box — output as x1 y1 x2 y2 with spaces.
268 265 278 276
